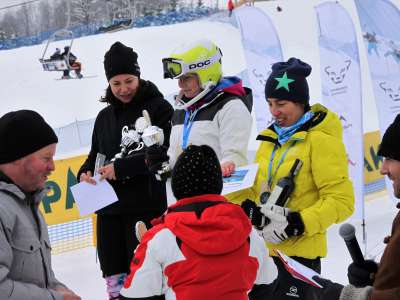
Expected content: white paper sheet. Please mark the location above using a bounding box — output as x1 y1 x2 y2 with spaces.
70 174 118 216
275 250 323 288
222 163 259 195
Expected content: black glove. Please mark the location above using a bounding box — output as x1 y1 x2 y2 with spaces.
241 199 269 229
145 145 169 174
312 276 343 300
347 260 378 287
285 211 305 237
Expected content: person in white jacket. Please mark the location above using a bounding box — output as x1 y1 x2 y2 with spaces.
146 39 253 194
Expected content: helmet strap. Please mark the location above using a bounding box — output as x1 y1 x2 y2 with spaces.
175 82 215 110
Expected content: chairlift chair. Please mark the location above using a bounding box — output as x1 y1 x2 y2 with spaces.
39 29 76 72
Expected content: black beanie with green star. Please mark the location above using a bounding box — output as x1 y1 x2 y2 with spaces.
265 57 311 106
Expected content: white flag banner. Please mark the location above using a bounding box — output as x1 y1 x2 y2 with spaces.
234 6 283 133
315 2 364 219
355 0 400 197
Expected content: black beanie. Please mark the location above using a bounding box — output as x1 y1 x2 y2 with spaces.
265 57 311 105
0 110 58 164
104 41 140 81
171 145 223 200
378 114 400 161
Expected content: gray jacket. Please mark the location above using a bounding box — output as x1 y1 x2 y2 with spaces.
0 180 66 300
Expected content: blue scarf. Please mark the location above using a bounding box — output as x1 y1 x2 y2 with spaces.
273 111 314 145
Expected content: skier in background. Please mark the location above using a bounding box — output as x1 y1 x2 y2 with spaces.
61 46 83 79
50 47 62 60
228 0 234 17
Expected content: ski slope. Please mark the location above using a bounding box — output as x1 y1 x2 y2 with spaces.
1 1 400 299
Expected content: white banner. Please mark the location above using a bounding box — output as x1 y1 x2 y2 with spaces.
315 2 364 219
355 0 400 197
234 6 283 133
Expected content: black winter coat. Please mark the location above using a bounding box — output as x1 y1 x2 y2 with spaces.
78 80 174 215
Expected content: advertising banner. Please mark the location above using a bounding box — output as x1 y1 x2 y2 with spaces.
316 2 364 218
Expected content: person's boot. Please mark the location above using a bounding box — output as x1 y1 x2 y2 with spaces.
105 273 127 300
76 71 83 79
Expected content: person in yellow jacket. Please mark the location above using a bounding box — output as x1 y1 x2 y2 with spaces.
232 57 354 300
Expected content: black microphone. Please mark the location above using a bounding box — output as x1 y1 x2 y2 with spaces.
339 223 365 265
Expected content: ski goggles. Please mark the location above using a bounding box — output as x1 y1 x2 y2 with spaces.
162 50 222 79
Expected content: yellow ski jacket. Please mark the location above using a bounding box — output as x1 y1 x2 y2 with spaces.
229 104 354 258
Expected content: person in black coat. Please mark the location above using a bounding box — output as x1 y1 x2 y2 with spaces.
77 41 174 300
61 46 83 79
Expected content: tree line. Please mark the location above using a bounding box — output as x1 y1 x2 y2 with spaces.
0 0 213 40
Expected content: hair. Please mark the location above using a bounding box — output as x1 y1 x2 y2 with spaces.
99 85 118 105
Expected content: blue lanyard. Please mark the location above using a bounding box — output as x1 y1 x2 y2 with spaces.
182 110 198 150
267 141 297 188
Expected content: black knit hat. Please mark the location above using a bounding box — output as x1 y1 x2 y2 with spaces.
378 114 400 161
0 110 58 164
104 41 140 81
265 57 311 105
171 145 223 200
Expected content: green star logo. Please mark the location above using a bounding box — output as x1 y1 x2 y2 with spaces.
274 72 295 92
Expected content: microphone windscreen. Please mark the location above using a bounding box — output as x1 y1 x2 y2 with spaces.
339 223 356 241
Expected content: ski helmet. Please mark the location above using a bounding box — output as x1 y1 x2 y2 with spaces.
162 39 223 89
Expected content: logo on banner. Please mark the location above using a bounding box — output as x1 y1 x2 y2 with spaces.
252 68 271 87
325 60 351 84
324 60 351 96
379 81 400 102
339 114 353 130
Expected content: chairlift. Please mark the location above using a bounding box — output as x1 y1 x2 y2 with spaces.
98 1 132 33
39 29 77 72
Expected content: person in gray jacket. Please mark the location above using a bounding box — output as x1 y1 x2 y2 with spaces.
0 110 81 300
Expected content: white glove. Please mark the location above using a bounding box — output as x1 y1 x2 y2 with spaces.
260 203 290 217
260 204 291 244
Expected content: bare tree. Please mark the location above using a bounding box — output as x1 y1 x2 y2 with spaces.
53 0 69 29
70 0 101 26
0 11 19 38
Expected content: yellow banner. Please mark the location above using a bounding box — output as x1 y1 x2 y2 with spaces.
363 131 384 184
40 155 88 225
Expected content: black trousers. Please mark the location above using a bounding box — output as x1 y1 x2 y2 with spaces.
266 256 321 300
96 213 156 277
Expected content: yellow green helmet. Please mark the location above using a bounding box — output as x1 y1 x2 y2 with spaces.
162 39 223 89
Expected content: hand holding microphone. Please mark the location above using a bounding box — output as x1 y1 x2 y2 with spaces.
339 223 378 287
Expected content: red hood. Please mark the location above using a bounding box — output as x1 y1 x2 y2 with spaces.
221 79 247 97
156 194 252 256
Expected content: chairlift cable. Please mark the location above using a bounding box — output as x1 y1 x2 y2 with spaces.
0 0 41 11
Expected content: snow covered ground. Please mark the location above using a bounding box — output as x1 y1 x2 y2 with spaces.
2 0 400 299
